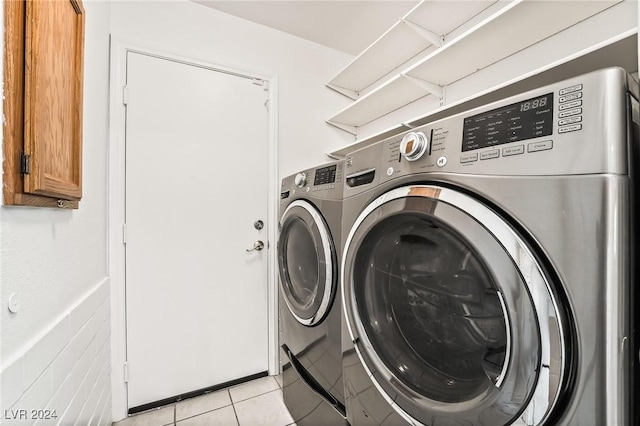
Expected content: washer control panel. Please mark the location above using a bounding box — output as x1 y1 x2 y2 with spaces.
371 67 632 179
462 92 553 153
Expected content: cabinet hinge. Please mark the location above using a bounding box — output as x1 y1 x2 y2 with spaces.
123 86 129 106
124 362 129 383
20 151 30 175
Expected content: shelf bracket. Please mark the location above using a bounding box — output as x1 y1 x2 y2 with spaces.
401 19 444 47
401 74 444 105
325 152 345 160
326 84 359 101
326 120 357 136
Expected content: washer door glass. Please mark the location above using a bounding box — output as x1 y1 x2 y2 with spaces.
343 185 566 425
279 200 336 326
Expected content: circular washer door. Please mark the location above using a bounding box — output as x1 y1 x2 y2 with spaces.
278 199 337 326
342 185 567 425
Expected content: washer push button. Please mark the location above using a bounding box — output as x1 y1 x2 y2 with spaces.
502 145 524 157
460 153 478 163
528 140 553 153
558 108 582 118
558 124 582 134
559 100 582 111
558 92 582 103
558 116 582 126
559 84 582 95
480 149 499 160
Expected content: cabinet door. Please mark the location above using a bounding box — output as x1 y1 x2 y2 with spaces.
23 0 85 200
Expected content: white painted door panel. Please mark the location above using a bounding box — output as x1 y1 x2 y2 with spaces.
125 52 269 409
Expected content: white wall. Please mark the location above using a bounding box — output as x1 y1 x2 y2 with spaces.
0 1 112 424
110 0 353 179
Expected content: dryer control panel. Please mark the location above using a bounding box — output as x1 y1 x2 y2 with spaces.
345 67 636 186
281 161 344 201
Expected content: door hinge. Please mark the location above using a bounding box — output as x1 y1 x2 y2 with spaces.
252 79 269 91
260 80 269 110
123 86 129 106
20 151 30 175
124 362 129 383
122 224 127 244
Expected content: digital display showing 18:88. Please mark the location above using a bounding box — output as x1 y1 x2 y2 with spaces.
520 96 549 112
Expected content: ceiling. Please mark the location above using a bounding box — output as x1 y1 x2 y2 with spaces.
194 1 420 56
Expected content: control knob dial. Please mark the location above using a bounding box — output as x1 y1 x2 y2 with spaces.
400 131 429 161
294 172 307 187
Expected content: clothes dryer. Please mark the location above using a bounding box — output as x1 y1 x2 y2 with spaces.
278 161 347 425
341 68 639 425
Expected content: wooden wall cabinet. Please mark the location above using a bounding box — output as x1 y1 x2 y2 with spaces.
3 0 85 209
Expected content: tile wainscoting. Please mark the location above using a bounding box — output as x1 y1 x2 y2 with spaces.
1 278 111 425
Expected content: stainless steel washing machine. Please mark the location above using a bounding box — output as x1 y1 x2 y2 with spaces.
341 67 639 425
278 161 347 425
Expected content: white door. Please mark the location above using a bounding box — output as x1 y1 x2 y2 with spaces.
124 51 269 409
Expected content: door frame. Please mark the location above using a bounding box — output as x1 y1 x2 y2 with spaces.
108 37 280 421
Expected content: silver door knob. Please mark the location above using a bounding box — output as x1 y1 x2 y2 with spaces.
246 240 265 252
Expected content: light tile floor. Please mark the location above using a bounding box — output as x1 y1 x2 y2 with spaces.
113 375 294 426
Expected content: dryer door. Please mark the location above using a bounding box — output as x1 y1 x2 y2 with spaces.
342 185 567 426
279 200 336 326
